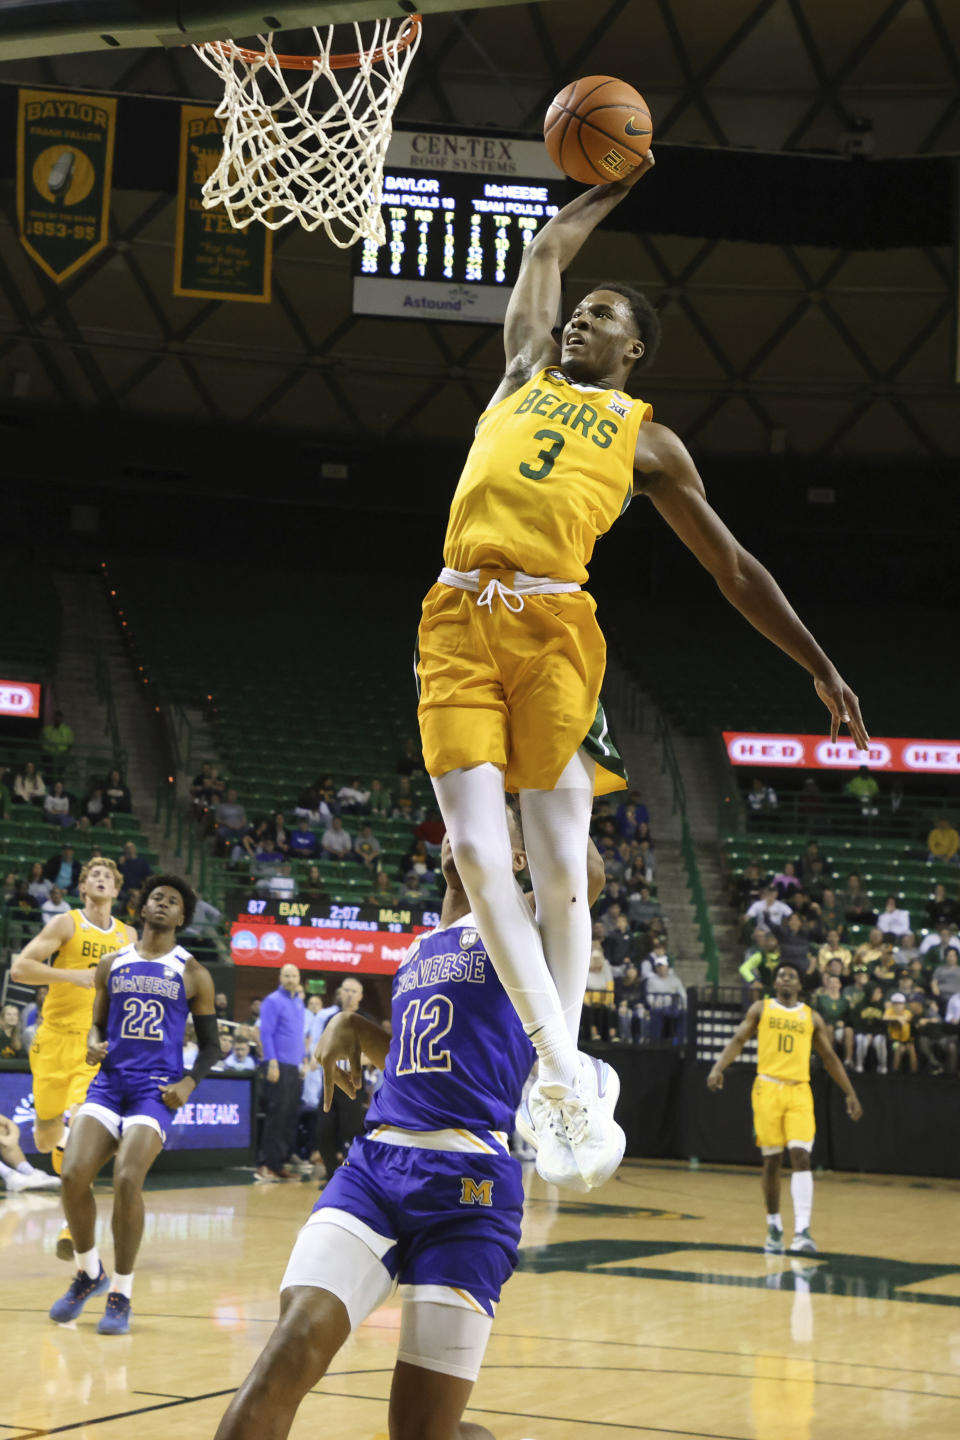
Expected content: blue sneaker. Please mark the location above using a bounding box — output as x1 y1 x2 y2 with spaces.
49 1264 110 1323
97 1292 132 1335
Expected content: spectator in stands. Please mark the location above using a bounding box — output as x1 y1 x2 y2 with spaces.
603 912 635 975
583 942 617 1042
645 954 687 1040
2 873 18 905
355 823 381 868
818 887 842 933
301 865 330 905
257 963 306 1183
842 872 876 926
368 778 391 820
119 841 151 895
41 710 74 775
598 896 625 938
216 788 251 858
852 926 884 970
739 930 781 991
931 946 960 1009
43 843 80 892
735 861 767 911
634 838 656 884
920 923 960 960
626 882 660 930
789 889 825 944
80 782 112 829
42 779 74 828
293 784 331 830
182 892 223 947
396 737 425 776
225 1038 257 1072
882 993 917 1074
803 858 828 900
927 882 960 931
772 861 800 899
616 963 646 1043
104 768 132 814
337 777 370 815
416 807 446 856
845 764 879 817
14 761 46 807
641 936 670 983
401 837 434 882
851 982 888 1074
9 880 38 916
288 817 318 861
746 776 778 814
366 871 396 906
927 816 960 865
771 912 818 983
0 1004 24 1059
818 929 852 976
122 887 141 924
265 863 297 902
877 895 911 937
41 886 70 921
252 833 284 869
321 816 353 860
895 932 920 970
400 872 426 903
813 973 849 1056
271 813 291 857
303 991 337 1060
191 762 225 815
870 940 900 993
391 774 415 821
25 862 51 905
0 766 11 818
746 886 792 935
914 997 956 1076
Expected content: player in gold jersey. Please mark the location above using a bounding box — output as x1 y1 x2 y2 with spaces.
11 857 135 1256
708 963 862 1254
417 151 870 1192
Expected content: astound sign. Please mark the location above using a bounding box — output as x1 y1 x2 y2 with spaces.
0 680 42 718
724 732 960 774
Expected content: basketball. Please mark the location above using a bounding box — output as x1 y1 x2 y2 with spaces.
544 75 652 186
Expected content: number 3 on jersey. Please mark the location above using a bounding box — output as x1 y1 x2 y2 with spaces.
396 995 454 1075
519 428 565 481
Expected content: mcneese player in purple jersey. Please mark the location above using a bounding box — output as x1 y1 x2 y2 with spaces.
48 874 219 1336
214 810 609 1440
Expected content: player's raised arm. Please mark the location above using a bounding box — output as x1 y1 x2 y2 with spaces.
811 1010 863 1121
635 424 870 750
707 1001 763 1089
492 156 655 403
10 912 92 988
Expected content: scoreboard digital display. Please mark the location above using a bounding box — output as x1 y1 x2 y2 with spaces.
352 128 568 325
228 897 439 975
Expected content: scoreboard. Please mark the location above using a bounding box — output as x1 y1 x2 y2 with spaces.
352 128 569 325
228 896 439 975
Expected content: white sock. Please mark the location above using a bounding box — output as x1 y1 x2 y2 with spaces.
16 1161 33 1175
766 1213 782 1229
111 1272 133 1299
520 752 596 1047
791 1169 813 1232
0 1160 16 1182
76 1247 100 1279
433 764 577 1089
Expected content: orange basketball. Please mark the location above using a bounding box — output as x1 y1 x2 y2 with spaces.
544 75 652 186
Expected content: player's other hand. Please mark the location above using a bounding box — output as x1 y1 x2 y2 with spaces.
266 1058 279 1084
318 1015 362 1112
74 970 96 989
845 1092 863 1123
160 1077 197 1111
87 1039 108 1066
706 1066 724 1091
814 671 869 750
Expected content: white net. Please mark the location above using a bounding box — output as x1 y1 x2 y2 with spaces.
193 17 422 248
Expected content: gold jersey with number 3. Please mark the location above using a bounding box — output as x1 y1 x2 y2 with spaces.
42 909 130 1030
756 997 814 1082
442 368 653 583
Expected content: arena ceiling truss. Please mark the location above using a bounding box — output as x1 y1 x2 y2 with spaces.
0 0 957 462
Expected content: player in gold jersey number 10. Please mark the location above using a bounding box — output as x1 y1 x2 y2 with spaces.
519 429 565 481
778 1032 794 1053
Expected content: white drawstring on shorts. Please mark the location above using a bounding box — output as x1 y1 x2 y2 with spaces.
438 566 580 614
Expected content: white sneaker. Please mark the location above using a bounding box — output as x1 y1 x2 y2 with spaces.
23 1167 61 1190
526 1083 585 1189
2 1171 31 1193
530 1056 625 1190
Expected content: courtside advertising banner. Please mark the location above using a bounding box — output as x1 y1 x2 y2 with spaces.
724 732 960 774
174 104 272 302
230 920 430 973
0 680 42 718
17 89 116 283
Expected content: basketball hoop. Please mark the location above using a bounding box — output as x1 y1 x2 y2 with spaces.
193 15 422 248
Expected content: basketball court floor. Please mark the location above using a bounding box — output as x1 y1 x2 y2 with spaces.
1 1159 958 1438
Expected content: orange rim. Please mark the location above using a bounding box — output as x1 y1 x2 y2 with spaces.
201 13 421 72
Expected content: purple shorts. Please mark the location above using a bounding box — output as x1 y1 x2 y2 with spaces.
78 1066 177 1144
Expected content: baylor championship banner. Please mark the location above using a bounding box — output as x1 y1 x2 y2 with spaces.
174 104 272 302
17 89 116 283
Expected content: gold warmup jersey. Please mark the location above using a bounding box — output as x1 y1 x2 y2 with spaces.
756 997 814 1081
442 368 652 584
42 909 129 1030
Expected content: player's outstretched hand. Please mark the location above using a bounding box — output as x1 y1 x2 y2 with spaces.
160 1077 197 1112
814 671 870 750
86 1038 108 1066
706 1066 724 1091
318 1014 363 1112
845 1092 863 1123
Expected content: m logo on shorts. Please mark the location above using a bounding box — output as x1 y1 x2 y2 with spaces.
460 1177 494 1207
